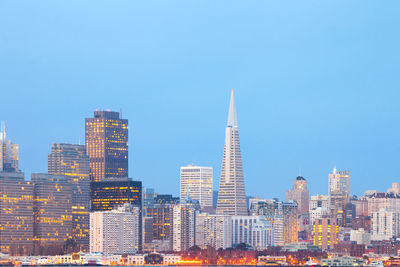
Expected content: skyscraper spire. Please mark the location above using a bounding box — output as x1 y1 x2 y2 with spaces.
227 90 238 127
216 90 247 216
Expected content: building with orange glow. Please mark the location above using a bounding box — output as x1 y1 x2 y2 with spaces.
32 173 73 251
85 111 128 182
48 143 90 251
0 171 34 255
312 217 339 250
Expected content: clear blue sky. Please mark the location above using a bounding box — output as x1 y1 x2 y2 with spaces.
1 1 400 199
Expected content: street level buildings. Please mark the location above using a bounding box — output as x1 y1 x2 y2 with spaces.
85 111 128 182
216 90 247 216
180 165 213 211
90 204 140 255
48 143 90 251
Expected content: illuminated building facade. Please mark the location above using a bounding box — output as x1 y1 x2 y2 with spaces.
328 167 350 224
195 213 232 250
90 178 142 211
146 204 172 241
231 216 274 249
90 203 140 255
90 178 142 250
217 90 247 216
180 165 213 211
312 217 339 250
32 173 73 251
0 172 33 255
172 204 195 252
0 122 19 172
85 111 128 182
371 208 400 241
48 143 90 250
285 175 309 214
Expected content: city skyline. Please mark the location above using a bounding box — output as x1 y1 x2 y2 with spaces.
2 1 400 200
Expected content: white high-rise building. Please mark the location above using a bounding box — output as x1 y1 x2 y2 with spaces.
195 213 232 249
231 216 274 249
371 208 400 241
172 204 196 252
309 195 329 210
0 122 19 172
328 168 350 212
180 165 213 211
216 90 247 216
90 204 140 255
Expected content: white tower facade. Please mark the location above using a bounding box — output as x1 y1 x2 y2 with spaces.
216 90 247 216
180 165 213 211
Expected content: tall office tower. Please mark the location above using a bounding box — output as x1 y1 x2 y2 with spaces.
180 165 213 211
231 216 274 249
85 110 128 182
90 203 140 254
282 201 299 244
285 175 309 214
312 217 339 250
0 123 19 172
48 143 90 251
32 173 73 252
371 208 400 241
195 213 232 250
0 172 34 255
216 90 247 216
171 204 196 252
328 167 350 224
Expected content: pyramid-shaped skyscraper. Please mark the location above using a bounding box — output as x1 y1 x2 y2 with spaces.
216 90 247 216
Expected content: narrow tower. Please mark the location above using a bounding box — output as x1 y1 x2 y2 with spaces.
216 90 247 216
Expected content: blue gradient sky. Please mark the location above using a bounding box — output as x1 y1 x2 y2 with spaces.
1 1 400 199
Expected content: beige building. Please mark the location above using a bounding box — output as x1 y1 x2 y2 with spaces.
312 217 339 250
180 165 213 211
195 213 232 249
286 175 309 214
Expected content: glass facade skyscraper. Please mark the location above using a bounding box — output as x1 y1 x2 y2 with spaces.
85 111 128 182
48 143 90 251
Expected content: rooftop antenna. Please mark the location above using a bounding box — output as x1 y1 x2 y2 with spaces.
120 108 123 119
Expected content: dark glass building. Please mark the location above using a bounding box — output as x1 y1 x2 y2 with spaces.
48 143 90 251
85 111 128 182
90 178 142 250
